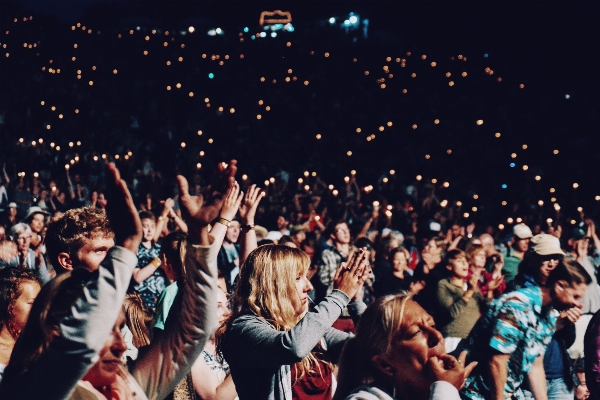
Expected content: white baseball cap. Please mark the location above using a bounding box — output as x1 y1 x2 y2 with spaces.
513 224 533 239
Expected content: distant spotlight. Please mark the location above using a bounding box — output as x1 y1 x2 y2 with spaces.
271 32 277 37
208 73 214 79
565 94 570 99
329 17 336 24
243 27 249 32
484 53 489 58
349 15 358 24
502 184 507 189
188 26 195 33
216 28 222 34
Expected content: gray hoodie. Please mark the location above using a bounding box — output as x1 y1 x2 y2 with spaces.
224 290 365 400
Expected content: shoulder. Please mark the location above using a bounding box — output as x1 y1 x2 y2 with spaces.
491 287 541 321
438 278 452 286
345 385 393 400
229 314 275 335
437 278 457 291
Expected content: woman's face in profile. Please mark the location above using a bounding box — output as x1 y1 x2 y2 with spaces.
82 310 127 388
11 281 41 334
375 301 445 392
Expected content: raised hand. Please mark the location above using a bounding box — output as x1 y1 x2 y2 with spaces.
332 248 369 299
238 184 265 225
104 163 142 253
220 181 244 221
177 160 237 243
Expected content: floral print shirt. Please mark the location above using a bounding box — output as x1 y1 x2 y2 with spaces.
460 286 558 400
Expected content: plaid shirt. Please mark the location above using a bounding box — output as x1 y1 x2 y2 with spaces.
318 246 351 296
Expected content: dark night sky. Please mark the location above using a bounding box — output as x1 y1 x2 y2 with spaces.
9 1 600 87
2 1 600 221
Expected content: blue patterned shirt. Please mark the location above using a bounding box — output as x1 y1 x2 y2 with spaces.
133 242 166 311
460 286 558 400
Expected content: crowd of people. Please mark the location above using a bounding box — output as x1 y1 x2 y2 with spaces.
2 4 600 400
0 157 598 400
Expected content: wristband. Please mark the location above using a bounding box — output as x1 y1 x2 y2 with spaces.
151 258 161 268
158 216 166 222
242 224 255 231
217 217 231 227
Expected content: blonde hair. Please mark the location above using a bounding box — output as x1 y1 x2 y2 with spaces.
123 293 152 348
334 293 412 400
226 245 323 380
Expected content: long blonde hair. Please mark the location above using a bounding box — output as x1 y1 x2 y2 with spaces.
334 292 412 400
225 245 324 379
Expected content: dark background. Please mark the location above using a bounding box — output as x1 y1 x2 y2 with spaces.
1 1 600 225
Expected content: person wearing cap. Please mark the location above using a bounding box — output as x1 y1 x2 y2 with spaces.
502 224 534 283
565 220 600 360
24 206 50 253
461 252 591 400
508 235 584 399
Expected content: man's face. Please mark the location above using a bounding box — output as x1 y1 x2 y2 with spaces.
0 226 5 241
276 216 288 231
225 221 240 244
332 223 351 245
75 234 116 271
515 237 530 252
451 225 461 237
30 214 45 234
575 238 590 254
16 232 32 253
553 282 588 311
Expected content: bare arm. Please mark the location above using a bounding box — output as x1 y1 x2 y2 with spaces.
2 163 9 185
133 160 237 400
153 199 174 241
527 355 548 400
209 181 242 249
168 207 188 233
65 169 76 199
131 258 161 284
190 356 237 400
489 353 510 400
238 184 264 266
356 208 378 239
